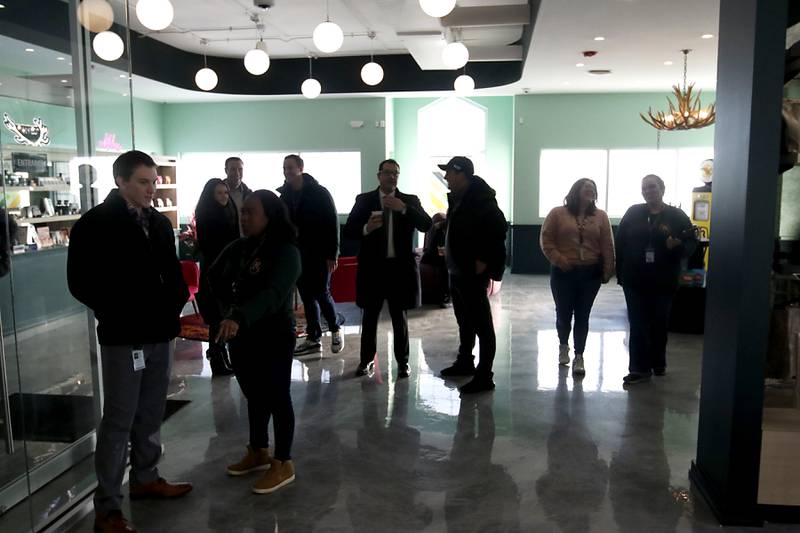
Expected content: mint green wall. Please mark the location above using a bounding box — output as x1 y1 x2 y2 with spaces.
162 98 386 192
392 96 514 215
513 92 716 224
0 93 164 154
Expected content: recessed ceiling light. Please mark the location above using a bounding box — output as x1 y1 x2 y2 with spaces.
25 48 35 52
593 36 605 41
60 79 68 83
122 93 128 97
664 60 673 66
563 81 571 85
119 74 127 78
576 62 584 67
57 56 65 61
701 34 714 39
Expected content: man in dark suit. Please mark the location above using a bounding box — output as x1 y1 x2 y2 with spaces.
343 159 432 378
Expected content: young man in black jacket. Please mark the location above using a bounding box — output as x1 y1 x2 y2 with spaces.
278 154 343 356
437 157 508 394
67 151 192 533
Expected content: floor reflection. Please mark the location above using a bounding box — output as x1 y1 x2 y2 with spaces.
65 275 800 533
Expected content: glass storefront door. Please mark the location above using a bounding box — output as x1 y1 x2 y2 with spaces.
0 1 139 530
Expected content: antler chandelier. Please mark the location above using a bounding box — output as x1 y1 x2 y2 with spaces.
641 49 715 130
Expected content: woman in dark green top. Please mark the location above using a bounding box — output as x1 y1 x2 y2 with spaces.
615 174 697 385
209 190 301 494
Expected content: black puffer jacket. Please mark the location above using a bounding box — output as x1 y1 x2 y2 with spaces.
445 175 508 281
67 190 188 345
277 173 339 262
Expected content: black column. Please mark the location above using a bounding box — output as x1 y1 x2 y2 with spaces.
690 0 788 526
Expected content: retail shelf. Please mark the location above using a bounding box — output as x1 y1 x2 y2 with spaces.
17 214 81 225
3 184 73 192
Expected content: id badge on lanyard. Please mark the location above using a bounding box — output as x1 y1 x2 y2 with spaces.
645 213 659 264
132 346 146 371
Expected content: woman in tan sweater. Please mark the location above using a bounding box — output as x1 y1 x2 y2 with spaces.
540 178 615 375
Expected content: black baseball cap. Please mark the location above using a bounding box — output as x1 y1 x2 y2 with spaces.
438 156 474 176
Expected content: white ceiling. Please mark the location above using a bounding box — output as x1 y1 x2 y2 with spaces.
1 0 721 102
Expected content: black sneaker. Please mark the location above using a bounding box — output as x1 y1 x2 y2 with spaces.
355 361 374 377
397 364 411 379
440 362 476 378
622 373 651 385
459 377 495 394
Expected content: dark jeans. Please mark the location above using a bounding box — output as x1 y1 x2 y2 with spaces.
451 275 495 378
359 260 410 366
622 286 674 375
229 326 295 460
549 264 602 355
297 269 339 342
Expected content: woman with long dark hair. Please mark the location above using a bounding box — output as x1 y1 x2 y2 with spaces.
540 178 614 375
209 190 301 494
195 178 240 375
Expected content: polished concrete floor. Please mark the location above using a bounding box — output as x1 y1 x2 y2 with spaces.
61 274 798 532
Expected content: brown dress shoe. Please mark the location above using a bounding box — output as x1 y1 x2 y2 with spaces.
94 510 137 533
129 477 193 500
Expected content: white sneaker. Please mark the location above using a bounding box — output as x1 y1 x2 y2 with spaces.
331 330 344 353
572 355 585 375
294 338 321 356
558 344 570 366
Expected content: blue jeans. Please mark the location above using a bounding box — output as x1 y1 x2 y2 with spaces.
549 264 602 355
297 269 339 342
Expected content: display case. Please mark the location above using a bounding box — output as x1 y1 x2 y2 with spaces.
1 144 82 250
153 156 179 229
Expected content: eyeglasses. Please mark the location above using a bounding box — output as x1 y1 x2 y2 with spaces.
379 170 399 177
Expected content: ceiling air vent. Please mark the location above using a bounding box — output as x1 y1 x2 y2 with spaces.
588 69 612 75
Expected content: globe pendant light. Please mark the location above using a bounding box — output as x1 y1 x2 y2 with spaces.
195 67 218 91
360 32 383 86
301 58 322 99
313 0 344 54
454 73 475 95
419 0 456 18
92 31 124 61
442 41 469 69
244 40 270 75
313 21 344 54
136 0 174 31
77 0 114 33
195 42 218 91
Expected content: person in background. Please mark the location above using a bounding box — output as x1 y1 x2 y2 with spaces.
278 154 343 356
194 178 239 376
209 190 301 494
343 159 432 378
67 150 192 533
222 156 251 235
615 174 697 385
437 156 508 394
540 178 614 376
421 213 451 307
0 208 17 278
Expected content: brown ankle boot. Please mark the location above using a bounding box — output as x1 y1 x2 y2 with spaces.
227 445 271 476
252 459 295 494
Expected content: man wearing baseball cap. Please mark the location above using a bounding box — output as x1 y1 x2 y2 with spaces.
437 156 508 394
